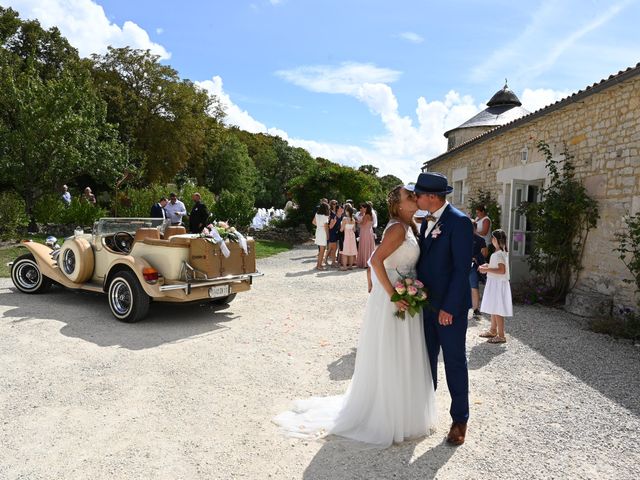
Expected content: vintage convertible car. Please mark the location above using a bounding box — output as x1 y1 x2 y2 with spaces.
9 218 261 322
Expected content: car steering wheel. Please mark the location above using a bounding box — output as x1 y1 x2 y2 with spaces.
112 231 135 254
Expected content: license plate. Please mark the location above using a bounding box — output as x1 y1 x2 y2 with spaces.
208 285 230 298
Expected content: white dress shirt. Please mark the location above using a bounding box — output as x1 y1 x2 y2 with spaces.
165 199 187 225
425 201 449 238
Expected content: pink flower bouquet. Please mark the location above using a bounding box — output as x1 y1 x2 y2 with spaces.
390 275 428 320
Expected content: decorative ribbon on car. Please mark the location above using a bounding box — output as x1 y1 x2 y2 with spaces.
208 228 231 258
234 230 248 255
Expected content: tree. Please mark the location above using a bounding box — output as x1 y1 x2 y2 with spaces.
286 158 383 228
202 131 257 198
378 174 404 194
358 164 380 176
90 47 215 183
0 10 127 220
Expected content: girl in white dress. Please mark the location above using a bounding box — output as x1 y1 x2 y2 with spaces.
478 229 513 343
274 186 437 447
312 202 330 270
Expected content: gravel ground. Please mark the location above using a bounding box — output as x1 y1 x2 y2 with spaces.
1 244 639 480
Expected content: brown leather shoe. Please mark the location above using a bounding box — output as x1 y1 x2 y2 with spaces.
446 422 467 446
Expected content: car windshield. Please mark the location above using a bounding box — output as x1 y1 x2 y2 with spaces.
93 218 170 236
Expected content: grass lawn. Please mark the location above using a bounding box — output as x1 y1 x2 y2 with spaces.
254 239 293 259
0 245 30 278
0 238 293 278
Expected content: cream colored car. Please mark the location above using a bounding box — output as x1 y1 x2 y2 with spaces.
9 218 261 322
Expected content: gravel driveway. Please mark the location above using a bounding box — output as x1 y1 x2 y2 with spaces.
1 245 639 479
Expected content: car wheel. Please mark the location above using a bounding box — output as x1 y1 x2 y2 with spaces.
11 254 52 293
108 271 150 323
209 293 237 306
58 238 94 283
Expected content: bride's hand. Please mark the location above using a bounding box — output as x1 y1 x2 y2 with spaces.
394 299 409 312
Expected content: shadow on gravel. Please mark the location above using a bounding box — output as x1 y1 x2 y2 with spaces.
0 287 237 351
303 437 455 479
509 305 640 417
467 341 507 370
327 348 356 381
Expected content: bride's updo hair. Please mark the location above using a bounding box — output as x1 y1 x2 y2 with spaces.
387 185 418 236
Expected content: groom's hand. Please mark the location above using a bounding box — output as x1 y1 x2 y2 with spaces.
438 309 453 326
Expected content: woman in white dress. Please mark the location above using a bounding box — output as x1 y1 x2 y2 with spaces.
312 202 330 270
274 186 437 447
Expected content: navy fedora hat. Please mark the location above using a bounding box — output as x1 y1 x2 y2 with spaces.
413 172 454 195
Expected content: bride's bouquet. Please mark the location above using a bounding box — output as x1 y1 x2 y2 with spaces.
391 274 428 320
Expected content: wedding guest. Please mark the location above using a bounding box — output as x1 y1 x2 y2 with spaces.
469 220 487 318
61 185 71 206
367 201 378 241
150 196 168 219
326 200 340 267
356 203 375 268
335 204 345 265
189 192 209 233
165 192 187 226
312 202 330 270
82 187 96 205
478 230 512 343
340 205 357 270
475 205 492 257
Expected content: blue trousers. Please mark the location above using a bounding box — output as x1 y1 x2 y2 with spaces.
424 308 469 423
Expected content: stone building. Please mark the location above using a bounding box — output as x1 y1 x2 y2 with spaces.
423 63 640 313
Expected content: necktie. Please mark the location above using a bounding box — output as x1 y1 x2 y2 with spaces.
425 215 437 222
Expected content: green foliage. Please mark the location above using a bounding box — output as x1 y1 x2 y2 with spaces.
467 189 501 230
202 132 257 198
61 198 107 227
254 239 293 259
286 158 384 229
516 141 599 302
179 184 216 217
113 184 169 218
211 189 256 229
591 310 640 341
358 164 380 176
378 174 404 194
615 212 640 305
33 193 67 224
113 183 215 221
0 190 29 239
90 47 214 184
0 33 128 219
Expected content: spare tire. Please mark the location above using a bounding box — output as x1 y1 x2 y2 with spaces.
58 238 94 283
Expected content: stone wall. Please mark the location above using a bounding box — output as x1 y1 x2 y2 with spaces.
425 74 640 310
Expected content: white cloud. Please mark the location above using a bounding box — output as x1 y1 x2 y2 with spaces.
200 64 488 182
196 76 289 138
470 0 632 84
275 62 402 95
397 32 424 44
4 0 170 59
521 88 572 113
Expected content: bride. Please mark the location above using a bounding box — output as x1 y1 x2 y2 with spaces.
274 185 437 447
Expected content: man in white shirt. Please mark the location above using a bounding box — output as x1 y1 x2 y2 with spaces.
164 192 187 226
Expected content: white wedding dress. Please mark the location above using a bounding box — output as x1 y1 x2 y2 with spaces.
274 222 437 447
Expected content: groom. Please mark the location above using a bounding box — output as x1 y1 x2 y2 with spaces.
415 172 473 446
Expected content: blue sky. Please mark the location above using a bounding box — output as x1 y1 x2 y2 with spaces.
6 0 640 181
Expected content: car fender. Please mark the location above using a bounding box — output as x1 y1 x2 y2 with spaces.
104 256 162 297
16 241 82 288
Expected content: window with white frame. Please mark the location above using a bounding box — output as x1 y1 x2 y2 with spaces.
453 180 464 205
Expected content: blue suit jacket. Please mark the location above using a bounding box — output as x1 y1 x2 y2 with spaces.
150 203 166 219
417 204 473 317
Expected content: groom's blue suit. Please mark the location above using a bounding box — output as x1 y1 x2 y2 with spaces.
417 203 473 423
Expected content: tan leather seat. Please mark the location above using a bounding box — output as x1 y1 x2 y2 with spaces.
134 227 160 242
164 226 186 239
